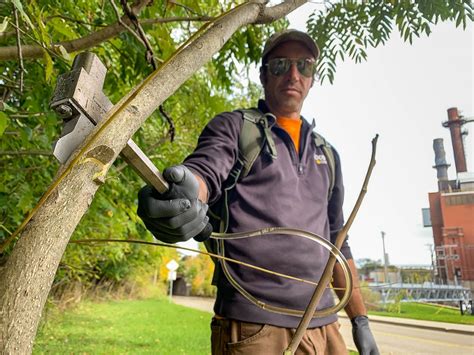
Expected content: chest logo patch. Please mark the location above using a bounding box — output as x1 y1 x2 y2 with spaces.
314 154 327 165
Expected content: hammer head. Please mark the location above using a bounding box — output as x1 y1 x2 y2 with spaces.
51 52 113 164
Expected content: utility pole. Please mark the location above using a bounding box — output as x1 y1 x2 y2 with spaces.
381 231 388 284
425 243 435 284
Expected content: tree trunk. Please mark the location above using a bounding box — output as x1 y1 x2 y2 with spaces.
0 1 307 353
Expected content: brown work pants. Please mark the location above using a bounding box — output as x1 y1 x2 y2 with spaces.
211 317 348 355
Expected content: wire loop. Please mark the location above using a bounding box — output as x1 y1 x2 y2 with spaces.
212 227 353 317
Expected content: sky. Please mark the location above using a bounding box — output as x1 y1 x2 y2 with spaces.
278 3 473 266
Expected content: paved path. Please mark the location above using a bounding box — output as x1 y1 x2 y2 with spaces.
173 296 215 313
337 314 474 354
173 296 474 354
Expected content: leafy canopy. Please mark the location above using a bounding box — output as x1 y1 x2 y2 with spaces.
308 0 472 83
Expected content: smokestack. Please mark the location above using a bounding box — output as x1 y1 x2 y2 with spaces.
443 107 467 174
433 138 451 191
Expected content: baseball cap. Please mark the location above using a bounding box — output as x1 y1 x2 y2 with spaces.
261 29 320 63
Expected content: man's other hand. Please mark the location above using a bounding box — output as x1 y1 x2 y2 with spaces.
351 315 379 355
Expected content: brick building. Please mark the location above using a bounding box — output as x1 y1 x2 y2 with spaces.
427 108 474 291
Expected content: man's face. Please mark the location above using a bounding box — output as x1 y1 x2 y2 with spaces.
261 41 315 118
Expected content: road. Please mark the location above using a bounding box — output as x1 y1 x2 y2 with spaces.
337 316 473 354
173 296 474 354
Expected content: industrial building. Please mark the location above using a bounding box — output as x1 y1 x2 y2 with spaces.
426 107 474 291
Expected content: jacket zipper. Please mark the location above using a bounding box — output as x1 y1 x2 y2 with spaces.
274 126 307 175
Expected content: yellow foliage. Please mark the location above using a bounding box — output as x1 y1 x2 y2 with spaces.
182 249 216 297
158 248 181 283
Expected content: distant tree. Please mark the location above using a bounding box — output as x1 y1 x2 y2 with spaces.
181 245 216 297
400 268 432 284
356 258 382 278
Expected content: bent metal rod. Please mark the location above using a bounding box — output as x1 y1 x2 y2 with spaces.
72 226 354 318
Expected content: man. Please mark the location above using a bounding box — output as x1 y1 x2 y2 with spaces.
138 29 379 354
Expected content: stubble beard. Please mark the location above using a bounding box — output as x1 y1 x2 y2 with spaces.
276 93 303 117
265 88 304 117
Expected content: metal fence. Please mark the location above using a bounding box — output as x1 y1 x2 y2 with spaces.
368 282 472 303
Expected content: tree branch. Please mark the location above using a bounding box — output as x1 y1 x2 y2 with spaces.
0 83 21 91
143 15 213 26
0 75 18 85
167 0 202 16
159 105 175 142
8 112 44 118
14 9 24 93
119 0 175 136
0 31 15 40
257 0 309 23
45 15 109 28
109 0 146 48
0 150 53 156
120 0 158 69
0 16 213 61
7 20 68 63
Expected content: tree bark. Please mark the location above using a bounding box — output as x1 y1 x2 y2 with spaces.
0 0 307 353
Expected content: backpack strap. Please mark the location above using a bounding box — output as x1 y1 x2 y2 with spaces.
209 108 276 234
205 108 277 279
312 132 336 201
239 109 277 178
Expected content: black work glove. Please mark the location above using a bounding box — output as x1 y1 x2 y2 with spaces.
351 315 379 355
137 165 212 243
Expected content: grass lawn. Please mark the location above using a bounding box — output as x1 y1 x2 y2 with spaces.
34 298 213 354
369 302 474 325
33 298 473 354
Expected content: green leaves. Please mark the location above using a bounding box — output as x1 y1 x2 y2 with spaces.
0 16 8 33
47 17 76 39
11 0 35 31
44 51 53 81
17 184 34 214
0 112 9 137
307 0 473 84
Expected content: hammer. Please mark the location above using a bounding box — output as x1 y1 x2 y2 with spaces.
50 52 211 241
50 52 169 194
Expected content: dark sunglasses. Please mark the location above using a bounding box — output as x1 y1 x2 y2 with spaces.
265 57 316 78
